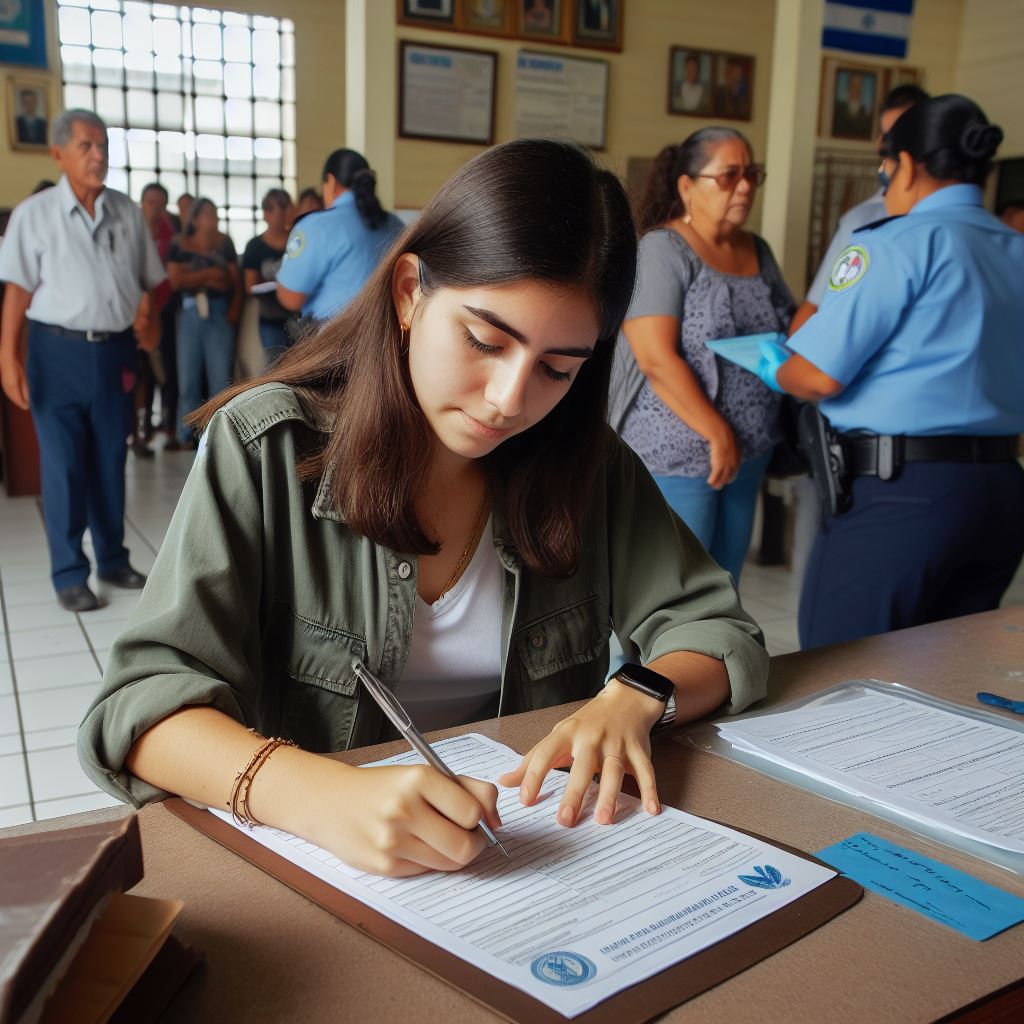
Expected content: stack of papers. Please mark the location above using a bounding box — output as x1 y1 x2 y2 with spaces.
716 692 1024 856
213 733 834 1018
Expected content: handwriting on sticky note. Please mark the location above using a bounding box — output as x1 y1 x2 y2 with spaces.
817 833 1024 941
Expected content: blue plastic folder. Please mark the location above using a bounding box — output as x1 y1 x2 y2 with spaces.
705 332 787 375
817 833 1024 941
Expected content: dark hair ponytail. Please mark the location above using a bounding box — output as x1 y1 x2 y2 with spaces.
882 94 1003 186
322 148 389 229
635 126 752 233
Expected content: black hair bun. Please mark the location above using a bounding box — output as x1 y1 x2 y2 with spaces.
960 121 1004 159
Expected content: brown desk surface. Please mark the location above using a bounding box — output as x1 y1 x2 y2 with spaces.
5 607 1024 1022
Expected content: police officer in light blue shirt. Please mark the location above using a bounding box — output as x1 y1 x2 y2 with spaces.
756 95 1024 649
276 148 404 325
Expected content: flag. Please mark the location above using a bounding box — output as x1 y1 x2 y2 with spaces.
822 1 914 58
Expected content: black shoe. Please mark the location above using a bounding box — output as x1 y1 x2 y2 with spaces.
131 438 155 458
163 437 182 451
98 566 148 589
57 583 100 612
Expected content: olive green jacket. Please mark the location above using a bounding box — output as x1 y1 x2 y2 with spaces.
78 383 769 806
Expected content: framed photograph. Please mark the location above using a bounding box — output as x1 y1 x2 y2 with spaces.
668 48 713 116
713 52 754 121
820 58 879 141
0 0 48 68
399 41 497 145
572 0 622 50
517 0 564 41
460 0 512 34
398 0 457 27
6 75 50 151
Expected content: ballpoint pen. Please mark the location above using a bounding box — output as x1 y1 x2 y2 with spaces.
976 692 1024 714
352 659 509 858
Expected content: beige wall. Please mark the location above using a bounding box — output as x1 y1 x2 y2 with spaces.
395 0 778 228
0 0 344 210
955 0 1024 157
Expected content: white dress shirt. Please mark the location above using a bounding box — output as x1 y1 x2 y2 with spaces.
0 175 166 333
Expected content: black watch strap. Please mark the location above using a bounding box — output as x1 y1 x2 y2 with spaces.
613 663 677 734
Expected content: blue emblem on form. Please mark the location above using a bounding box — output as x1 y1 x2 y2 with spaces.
530 951 597 987
738 864 791 890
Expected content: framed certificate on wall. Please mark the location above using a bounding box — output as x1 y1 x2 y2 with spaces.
399 41 498 145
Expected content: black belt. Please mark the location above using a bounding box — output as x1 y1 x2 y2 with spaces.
840 432 1020 480
35 323 133 342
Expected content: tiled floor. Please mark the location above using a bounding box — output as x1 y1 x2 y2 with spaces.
1 445 1021 829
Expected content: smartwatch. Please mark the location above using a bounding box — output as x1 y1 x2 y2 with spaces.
612 663 677 734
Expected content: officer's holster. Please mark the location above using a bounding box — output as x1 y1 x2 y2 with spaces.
797 404 852 521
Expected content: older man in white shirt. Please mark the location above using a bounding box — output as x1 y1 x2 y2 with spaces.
0 109 166 611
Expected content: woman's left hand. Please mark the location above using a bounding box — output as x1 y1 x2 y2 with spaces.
497 681 667 827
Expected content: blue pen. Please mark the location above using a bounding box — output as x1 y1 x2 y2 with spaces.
976 692 1024 714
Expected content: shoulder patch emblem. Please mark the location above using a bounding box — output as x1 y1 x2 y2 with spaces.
828 244 869 291
285 231 306 259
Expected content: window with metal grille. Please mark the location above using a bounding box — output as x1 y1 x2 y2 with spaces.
57 0 297 254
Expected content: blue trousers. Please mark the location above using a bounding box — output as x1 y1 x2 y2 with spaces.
176 296 235 442
258 320 288 370
654 452 772 582
27 323 135 591
799 461 1024 649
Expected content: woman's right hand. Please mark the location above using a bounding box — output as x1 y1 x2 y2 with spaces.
706 423 740 489
304 763 502 877
204 266 231 290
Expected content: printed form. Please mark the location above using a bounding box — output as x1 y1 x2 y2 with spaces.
716 692 1024 855
211 733 833 1018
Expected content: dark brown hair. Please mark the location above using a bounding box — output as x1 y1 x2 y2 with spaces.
635 126 752 233
193 138 637 577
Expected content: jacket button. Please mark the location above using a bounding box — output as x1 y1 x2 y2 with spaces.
530 631 546 649
397 561 412 580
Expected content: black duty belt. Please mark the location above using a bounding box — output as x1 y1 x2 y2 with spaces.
840 433 1020 480
35 323 133 342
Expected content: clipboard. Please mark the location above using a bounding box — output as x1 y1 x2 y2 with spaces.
706 332 787 376
166 797 861 1023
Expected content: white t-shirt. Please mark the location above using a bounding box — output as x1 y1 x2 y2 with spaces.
399 516 503 732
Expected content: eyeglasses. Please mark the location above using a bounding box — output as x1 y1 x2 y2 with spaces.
696 164 767 189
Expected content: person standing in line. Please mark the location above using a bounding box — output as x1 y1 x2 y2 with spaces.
276 149 404 330
0 109 165 611
609 128 792 583
166 197 241 449
242 188 295 369
293 187 323 222
790 84 929 334
757 95 1024 647
174 193 193 233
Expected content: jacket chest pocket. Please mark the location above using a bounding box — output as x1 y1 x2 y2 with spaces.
515 595 608 709
267 604 367 752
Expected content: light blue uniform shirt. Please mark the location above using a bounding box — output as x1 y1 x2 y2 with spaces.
276 191 403 321
789 184 1024 436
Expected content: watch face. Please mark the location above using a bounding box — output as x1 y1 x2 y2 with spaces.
616 664 673 702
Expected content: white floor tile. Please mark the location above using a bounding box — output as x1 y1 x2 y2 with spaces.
2 580 58 607
13 652 102 693
19 685 99 734
0 661 11 697
26 744 94 803
24 724 81 752
0 753 31 806
5 600 82 632
83 619 133 650
0 804 33 828
0 733 24 756
34 790 123 821
0 694 20 735
9 623 90 661
0 561 47 585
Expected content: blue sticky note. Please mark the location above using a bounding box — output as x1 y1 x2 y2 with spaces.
817 833 1024 941
706 332 786 376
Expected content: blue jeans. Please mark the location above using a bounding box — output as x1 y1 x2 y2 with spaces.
176 295 235 442
258 320 288 370
654 452 772 582
27 323 135 590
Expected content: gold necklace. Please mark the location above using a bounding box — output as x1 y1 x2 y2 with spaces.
437 487 492 600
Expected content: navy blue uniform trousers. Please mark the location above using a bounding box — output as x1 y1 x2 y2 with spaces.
27 322 136 591
799 460 1024 649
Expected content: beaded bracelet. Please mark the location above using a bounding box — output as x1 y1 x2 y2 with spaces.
228 732 298 829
